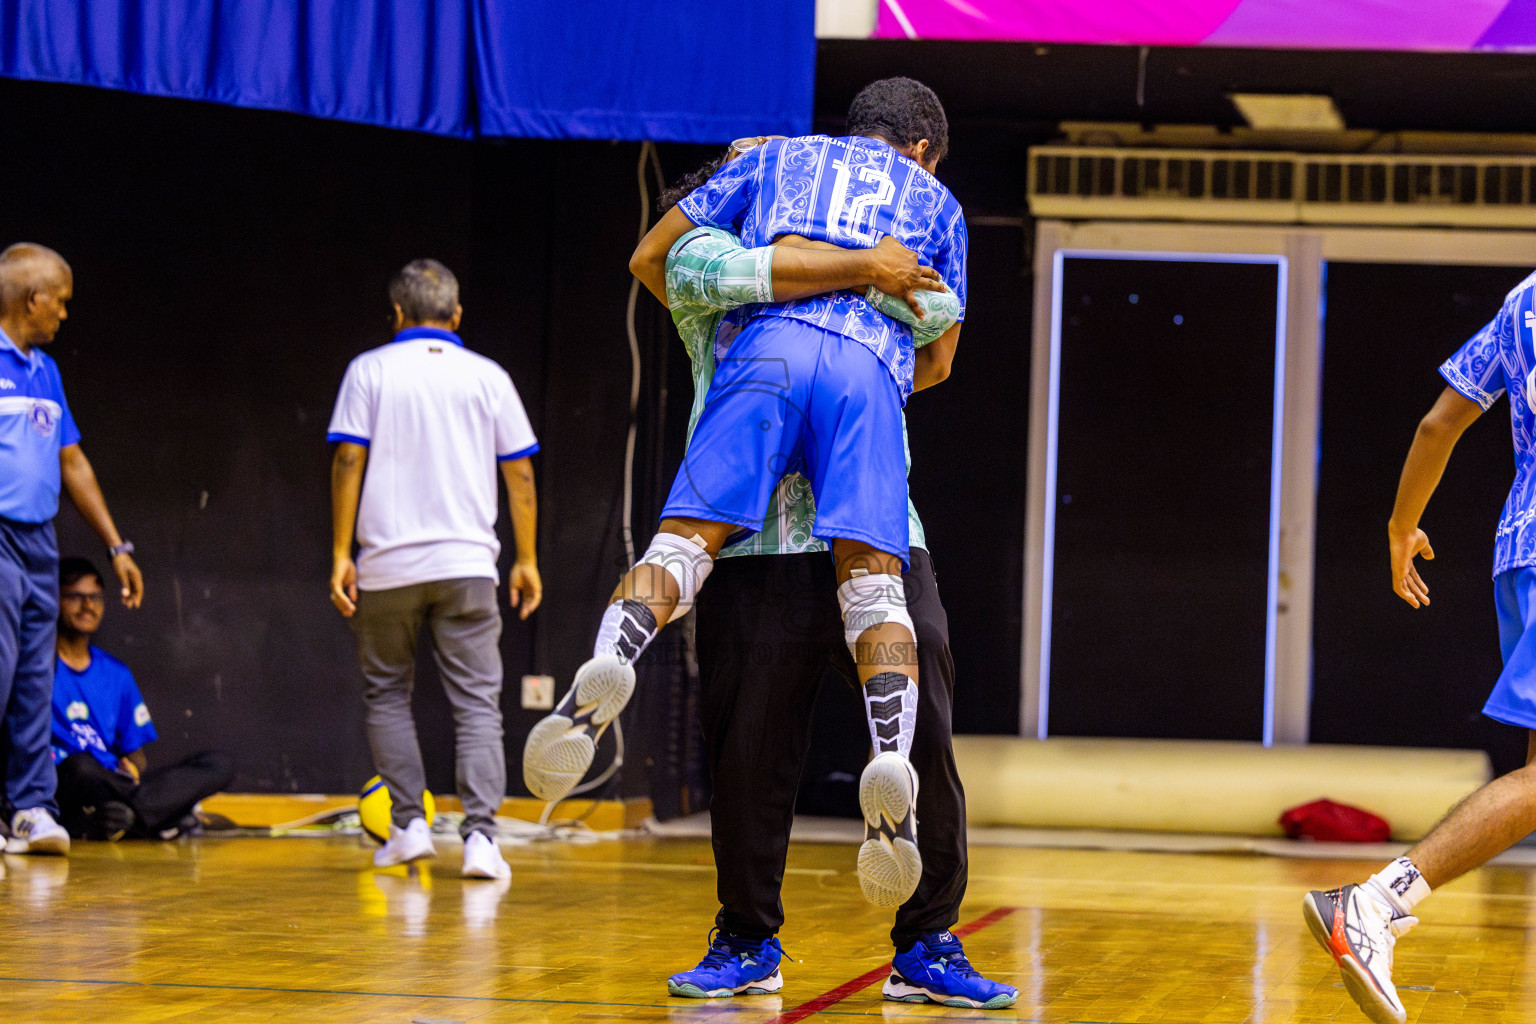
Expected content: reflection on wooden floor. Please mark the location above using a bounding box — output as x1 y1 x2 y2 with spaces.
2 833 1534 1022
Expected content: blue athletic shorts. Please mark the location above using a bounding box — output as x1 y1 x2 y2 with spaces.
662 315 910 566
1486 566 1536 730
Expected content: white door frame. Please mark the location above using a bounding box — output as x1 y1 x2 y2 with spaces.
1022 219 1536 743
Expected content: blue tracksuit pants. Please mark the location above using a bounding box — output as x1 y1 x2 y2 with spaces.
0 517 59 815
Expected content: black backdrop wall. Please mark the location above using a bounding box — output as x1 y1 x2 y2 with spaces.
2 78 662 797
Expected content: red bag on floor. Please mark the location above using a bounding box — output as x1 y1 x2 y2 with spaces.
1280 798 1391 842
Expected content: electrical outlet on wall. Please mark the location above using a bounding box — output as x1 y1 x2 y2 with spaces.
521 674 555 710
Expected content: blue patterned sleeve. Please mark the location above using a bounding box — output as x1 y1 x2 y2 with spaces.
1440 312 1508 412
930 204 968 322
676 148 759 232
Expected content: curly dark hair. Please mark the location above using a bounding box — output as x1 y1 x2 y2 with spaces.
59 556 103 589
657 148 734 215
846 77 949 165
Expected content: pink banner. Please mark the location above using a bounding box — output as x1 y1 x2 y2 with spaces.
874 0 1535 50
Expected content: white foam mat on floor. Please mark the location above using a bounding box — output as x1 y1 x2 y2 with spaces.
643 811 1536 865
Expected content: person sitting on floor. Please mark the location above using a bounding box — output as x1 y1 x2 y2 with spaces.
51 557 235 840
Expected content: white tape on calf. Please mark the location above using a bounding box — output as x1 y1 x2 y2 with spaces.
836 572 913 654
638 532 714 616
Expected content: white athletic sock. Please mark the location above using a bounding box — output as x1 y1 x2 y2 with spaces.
864 672 918 760
594 599 658 664
1366 856 1432 916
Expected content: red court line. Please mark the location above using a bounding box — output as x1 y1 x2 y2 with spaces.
952 905 1020 939
768 906 1019 1024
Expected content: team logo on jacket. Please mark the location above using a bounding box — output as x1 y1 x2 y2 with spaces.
66 701 89 721
134 703 152 727
28 400 56 436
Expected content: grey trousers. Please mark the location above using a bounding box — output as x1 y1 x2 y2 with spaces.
351 577 505 838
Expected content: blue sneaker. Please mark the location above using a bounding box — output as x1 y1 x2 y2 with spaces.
667 930 786 998
884 931 1018 1009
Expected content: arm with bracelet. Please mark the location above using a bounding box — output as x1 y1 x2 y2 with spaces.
667 227 953 330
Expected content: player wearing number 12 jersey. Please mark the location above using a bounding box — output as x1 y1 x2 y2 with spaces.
523 79 968 913
677 124 968 404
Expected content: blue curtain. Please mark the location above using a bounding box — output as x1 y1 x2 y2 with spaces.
0 0 814 142
473 0 815 142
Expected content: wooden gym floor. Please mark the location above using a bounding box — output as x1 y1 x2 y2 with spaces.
2 832 1535 1023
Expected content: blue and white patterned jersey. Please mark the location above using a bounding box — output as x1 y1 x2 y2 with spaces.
1440 269 1536 576
677 135 968 401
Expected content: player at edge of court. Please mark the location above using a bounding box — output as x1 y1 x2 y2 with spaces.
0 243 144 857
522 78 967 910
651 145 1016 1009
1304 268 1536 1024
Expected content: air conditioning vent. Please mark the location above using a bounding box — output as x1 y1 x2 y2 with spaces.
1028 146 1536 227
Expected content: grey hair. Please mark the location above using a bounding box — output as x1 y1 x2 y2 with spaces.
389 259 459 324
0 243 71 313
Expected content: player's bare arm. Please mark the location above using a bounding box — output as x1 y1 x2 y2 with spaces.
913 322 961 392
1388 385 1485 608
772 234 944 316
632 206 700 305
329 440 367 617
643 212 942 315
59 443 144 608
500 455 542 619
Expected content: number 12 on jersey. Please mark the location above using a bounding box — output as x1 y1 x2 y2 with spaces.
828 160 895 246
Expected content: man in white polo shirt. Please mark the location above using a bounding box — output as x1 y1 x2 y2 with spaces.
327 259 540 882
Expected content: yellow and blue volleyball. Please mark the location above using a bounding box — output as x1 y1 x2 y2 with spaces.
357 775 436 844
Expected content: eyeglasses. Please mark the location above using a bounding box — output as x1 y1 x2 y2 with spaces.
61 592 105 606
729 135 786 156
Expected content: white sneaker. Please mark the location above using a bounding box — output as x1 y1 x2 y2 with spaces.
7 808 70 856
461 830 511 880
1303 884 1416 1024
523 654 636 802
372 816 435 869
857 751 921 907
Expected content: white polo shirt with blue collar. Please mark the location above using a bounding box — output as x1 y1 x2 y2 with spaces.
0 327 80 524
327 327 538 592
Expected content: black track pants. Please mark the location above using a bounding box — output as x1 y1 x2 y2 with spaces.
56 749 235 837
694 548 968 950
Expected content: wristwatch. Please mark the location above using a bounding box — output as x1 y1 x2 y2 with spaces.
109 541 135 558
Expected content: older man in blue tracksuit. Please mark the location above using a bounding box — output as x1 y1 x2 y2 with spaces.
0 243 143 855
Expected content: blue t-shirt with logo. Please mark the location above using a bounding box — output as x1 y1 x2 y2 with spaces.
0 327 81 523
677 135 968 402
51 648 157 770
1440 269 1536 577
